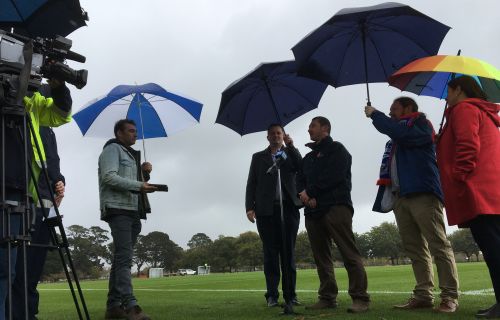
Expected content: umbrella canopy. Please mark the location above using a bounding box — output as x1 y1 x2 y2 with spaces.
292 2 450 104
216 60 328 135
0 0 88 38
388 55 500 102
73 83 203 140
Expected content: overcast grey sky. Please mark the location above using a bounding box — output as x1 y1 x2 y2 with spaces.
54 0 500 247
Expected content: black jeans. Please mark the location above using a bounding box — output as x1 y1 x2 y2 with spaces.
469 215 500 303
256 202 299 302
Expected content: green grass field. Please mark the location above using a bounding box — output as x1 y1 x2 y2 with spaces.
36 262 493 319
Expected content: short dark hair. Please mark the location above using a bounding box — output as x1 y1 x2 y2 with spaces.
311 116 331 134
448 75 488 101
394 97 418 112
267 123 285 134
114 119 136 137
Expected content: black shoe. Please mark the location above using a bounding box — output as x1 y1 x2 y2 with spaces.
478 304 497 315
267 296 279 307
476 303 500 319
291 298 301 306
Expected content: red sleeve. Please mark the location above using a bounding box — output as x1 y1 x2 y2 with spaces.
450 103 482 181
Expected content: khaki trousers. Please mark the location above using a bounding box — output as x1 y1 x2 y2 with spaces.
394 193 459 301
305 205 370 302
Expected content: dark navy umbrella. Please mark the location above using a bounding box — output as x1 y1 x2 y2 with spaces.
216 60 328 135
292 2 450 105
0 0 88 38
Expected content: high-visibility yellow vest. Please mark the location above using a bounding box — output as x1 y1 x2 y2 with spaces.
23 92 72 202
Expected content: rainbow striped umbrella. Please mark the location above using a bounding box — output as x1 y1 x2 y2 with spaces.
388 55 500 102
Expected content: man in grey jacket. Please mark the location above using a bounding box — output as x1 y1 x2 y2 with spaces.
99 119 156 320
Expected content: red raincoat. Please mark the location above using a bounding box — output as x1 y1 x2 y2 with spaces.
436 98 500 226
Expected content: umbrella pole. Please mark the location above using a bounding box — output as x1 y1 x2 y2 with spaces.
438 50 461 135
136 95 148 162
361 22 371 106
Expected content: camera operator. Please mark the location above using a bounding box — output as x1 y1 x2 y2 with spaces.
0 78 72 320
99 119 156 320
10 118 66 318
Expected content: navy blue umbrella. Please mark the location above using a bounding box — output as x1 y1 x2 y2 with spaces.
292 2 450 105
0 0 88 38
216 60 328 135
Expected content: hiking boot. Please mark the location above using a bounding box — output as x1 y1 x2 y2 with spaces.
347 299 370 313
125 305 151 320
435 298 458 313
305 299 337 310
105 306 127 319
267 296 279 307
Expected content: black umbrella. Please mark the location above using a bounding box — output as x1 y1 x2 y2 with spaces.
0 0 88 38
292 2 450 105
216 60 328 135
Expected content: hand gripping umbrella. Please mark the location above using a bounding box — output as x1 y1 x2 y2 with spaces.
292 2 450 106
74 83 203 160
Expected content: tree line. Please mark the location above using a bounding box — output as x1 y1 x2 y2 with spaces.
41 222 481 280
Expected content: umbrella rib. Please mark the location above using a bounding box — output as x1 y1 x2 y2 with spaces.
274 79 320 108
334 31 360 87
365 33 391 81
368 20 437 55
241 85 265 135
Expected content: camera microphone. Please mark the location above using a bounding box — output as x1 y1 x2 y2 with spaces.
66 50 86 63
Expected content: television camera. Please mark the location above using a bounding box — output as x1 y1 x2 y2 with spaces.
0 29 87 109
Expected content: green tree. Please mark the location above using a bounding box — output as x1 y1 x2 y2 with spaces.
133 235 148 275
235 231 262 271
209 235 237 272
140 231 184 272
67 225 110 277
187 233 213 249
449 229 480 262
354 232 372 259
295 231 314 264
368 222 403 265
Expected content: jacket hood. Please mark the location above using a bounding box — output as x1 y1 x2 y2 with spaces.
449 98 500 127
103 138 120 149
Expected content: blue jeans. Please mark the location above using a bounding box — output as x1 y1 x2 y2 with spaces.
0 214 21 320
107 214 141 310
11 208 50 320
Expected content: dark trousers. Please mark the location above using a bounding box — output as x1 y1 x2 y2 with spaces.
469 215 500 303
0 214 21 320
305 205 369 302
11 208 50 320
256 202 299 302
107 214 141 310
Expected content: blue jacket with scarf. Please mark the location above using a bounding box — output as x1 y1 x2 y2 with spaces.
370 111 443 212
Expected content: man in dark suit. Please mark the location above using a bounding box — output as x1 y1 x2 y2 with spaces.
245 124 302 307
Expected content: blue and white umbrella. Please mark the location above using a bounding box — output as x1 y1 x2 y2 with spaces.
73 83 203 157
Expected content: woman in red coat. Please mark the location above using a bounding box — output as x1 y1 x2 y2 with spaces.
436 75 500 318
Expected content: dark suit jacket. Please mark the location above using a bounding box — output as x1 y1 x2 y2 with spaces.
246 145 302 217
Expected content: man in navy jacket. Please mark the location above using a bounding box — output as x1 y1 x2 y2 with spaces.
365 97 458 313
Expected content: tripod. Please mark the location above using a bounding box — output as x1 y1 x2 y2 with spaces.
1 40 90 320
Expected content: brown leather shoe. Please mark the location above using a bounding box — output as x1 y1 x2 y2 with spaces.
305 299 338 310
393 297 434 309
105 306 127 319
435 298 458 313
125 305 151 320
347 299 370 313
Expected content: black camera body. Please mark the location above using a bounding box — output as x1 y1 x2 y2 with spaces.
0 29 87 103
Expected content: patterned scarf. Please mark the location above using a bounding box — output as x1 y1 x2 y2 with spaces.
376 112 422 186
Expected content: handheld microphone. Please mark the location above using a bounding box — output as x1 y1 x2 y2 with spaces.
267 150 288 174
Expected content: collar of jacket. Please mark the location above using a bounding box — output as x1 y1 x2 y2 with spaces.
305 135 333 151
